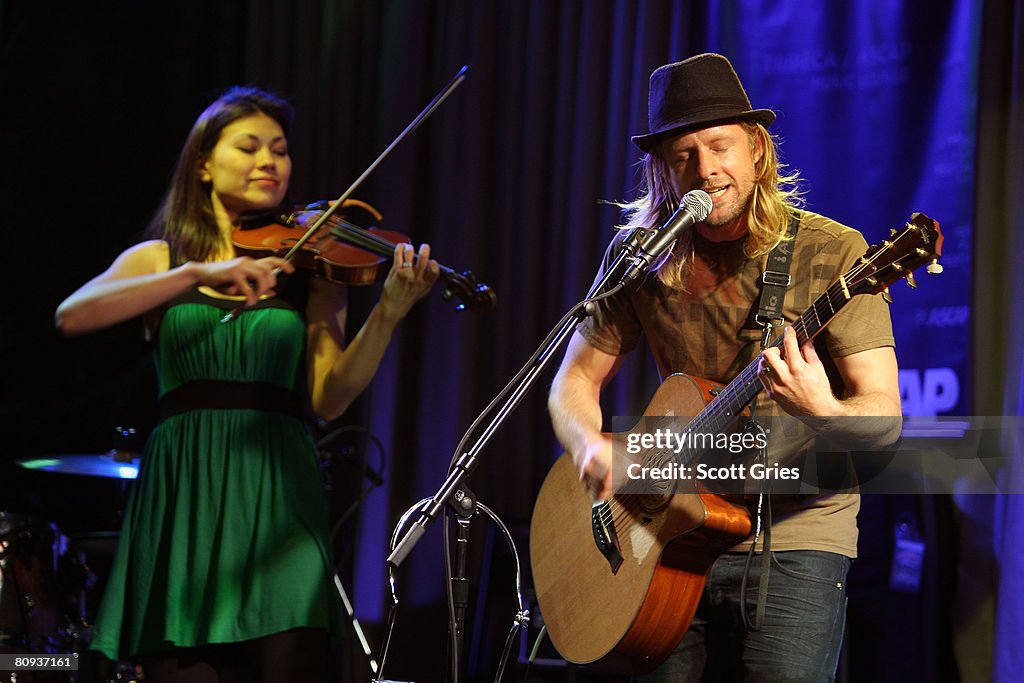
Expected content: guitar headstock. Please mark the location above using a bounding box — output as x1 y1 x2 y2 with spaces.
847 212 943 298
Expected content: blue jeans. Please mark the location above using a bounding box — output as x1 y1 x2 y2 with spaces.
638 551 851 683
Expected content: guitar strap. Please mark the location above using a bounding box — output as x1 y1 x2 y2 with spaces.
754 211 801 346
740 211 800 632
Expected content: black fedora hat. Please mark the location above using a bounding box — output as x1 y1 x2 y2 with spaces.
631 53 775 152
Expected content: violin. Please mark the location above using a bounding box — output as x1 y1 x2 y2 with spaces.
231 199 496 313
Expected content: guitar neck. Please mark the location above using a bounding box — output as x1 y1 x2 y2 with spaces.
635 211 942 475
684 274 857 441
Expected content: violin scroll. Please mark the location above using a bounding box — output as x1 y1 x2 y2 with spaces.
440 269 497 313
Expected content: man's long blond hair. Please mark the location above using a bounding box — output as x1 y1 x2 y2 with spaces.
620 122 803 289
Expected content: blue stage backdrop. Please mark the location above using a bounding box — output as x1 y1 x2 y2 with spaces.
706 0 979 416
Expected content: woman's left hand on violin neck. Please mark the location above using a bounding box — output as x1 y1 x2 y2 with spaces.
377 242 440 323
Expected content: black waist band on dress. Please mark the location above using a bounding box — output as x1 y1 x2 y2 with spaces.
159 380 303 421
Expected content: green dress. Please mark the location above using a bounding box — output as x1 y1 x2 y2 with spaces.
91 287 343 660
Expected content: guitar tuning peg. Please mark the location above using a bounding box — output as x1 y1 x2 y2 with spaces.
926 259 943 274
882 287 893 304
905 272 918 289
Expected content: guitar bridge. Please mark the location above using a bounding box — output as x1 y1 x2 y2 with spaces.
591 501 624 574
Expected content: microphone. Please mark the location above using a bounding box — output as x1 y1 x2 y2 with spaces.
618 189 713 285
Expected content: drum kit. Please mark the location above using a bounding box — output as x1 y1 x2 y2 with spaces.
15 454 139 481
1 449 139 681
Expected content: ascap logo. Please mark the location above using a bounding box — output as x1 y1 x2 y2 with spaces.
899 368 960 416
759 43 912 75
914 306 969 328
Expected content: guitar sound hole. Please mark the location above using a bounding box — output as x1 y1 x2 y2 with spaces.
639 494 670 513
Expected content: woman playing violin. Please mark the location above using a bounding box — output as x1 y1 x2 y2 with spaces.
55 86 438 681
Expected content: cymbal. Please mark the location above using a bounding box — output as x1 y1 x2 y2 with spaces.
17 452 139 479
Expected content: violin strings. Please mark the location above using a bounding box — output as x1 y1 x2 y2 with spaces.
327 220 396 258
327 219 456 276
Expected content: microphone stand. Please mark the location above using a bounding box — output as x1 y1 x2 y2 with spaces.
381 233 645 682
448 493 474 681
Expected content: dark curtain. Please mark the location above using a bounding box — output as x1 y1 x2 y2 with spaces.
974 0 1024 681
2 0 1018 680
0 1 695 678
